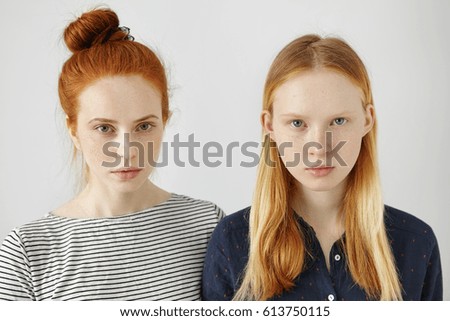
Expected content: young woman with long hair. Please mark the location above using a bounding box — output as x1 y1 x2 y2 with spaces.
202 34 442 301
0 8 224 300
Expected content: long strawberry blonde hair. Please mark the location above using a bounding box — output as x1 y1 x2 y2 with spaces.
234 34 402 301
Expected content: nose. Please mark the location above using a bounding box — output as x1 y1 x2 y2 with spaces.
114 132 138 166
306 127 331 157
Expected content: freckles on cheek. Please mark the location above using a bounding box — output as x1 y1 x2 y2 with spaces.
275 135 303 165
84 144 107 164
79 133 110 162
338 137 363 167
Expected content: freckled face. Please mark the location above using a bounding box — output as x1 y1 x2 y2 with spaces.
263 69 374 192
69 75 164 192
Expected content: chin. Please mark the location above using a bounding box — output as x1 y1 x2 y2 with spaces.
303 185 336 192
108 174 148 189
297 177 344 192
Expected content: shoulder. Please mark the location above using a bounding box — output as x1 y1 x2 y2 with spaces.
0 215 58 258
168 193 226 220
209 206 251 248
216 206 250 231
4 215 55 238
384 204 438 249
205 206 251 269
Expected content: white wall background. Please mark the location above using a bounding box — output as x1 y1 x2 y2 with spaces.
0 0 448 299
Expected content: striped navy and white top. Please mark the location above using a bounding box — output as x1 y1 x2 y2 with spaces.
0 193 225 301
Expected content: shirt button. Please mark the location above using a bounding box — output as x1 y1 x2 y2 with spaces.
334 254 341 261
328 294 335 301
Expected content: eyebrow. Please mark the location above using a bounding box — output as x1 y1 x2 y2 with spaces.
88 114 159 124
278 110 356 118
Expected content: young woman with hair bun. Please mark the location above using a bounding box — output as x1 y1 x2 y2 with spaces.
202 34 442 301
0 8 224 301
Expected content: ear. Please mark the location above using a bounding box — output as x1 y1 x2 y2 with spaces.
362 104 375 136
66 116 81 150
261 110 275 141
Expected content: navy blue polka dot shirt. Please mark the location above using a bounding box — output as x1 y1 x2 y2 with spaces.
202 205 442 300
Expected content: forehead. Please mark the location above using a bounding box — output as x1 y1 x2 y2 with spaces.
77 75 162 120
272 69 364 116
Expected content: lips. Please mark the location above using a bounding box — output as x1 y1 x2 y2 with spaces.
111 168 143 180
306 166 334 177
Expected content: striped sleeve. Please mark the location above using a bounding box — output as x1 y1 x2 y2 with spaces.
214 204 226 221
0 230 34 300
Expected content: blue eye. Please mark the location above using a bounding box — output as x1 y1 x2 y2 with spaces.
333 118 347 126
291 120 303 128
138 122 152 131
96 125 112 133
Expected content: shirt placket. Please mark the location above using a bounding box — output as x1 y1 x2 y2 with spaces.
296 215 339 301
327 242 345 301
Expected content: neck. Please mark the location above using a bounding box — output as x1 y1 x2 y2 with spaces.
291 178 348 227
76 179 169 218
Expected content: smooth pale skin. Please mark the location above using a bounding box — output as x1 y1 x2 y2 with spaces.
53 75 170 218
262 68 375 271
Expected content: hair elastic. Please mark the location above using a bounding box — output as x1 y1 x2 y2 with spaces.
118 26 135 41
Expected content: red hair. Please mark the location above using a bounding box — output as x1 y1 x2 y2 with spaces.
59 8 170 135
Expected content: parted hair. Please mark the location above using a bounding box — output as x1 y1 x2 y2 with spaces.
234 35 403 301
